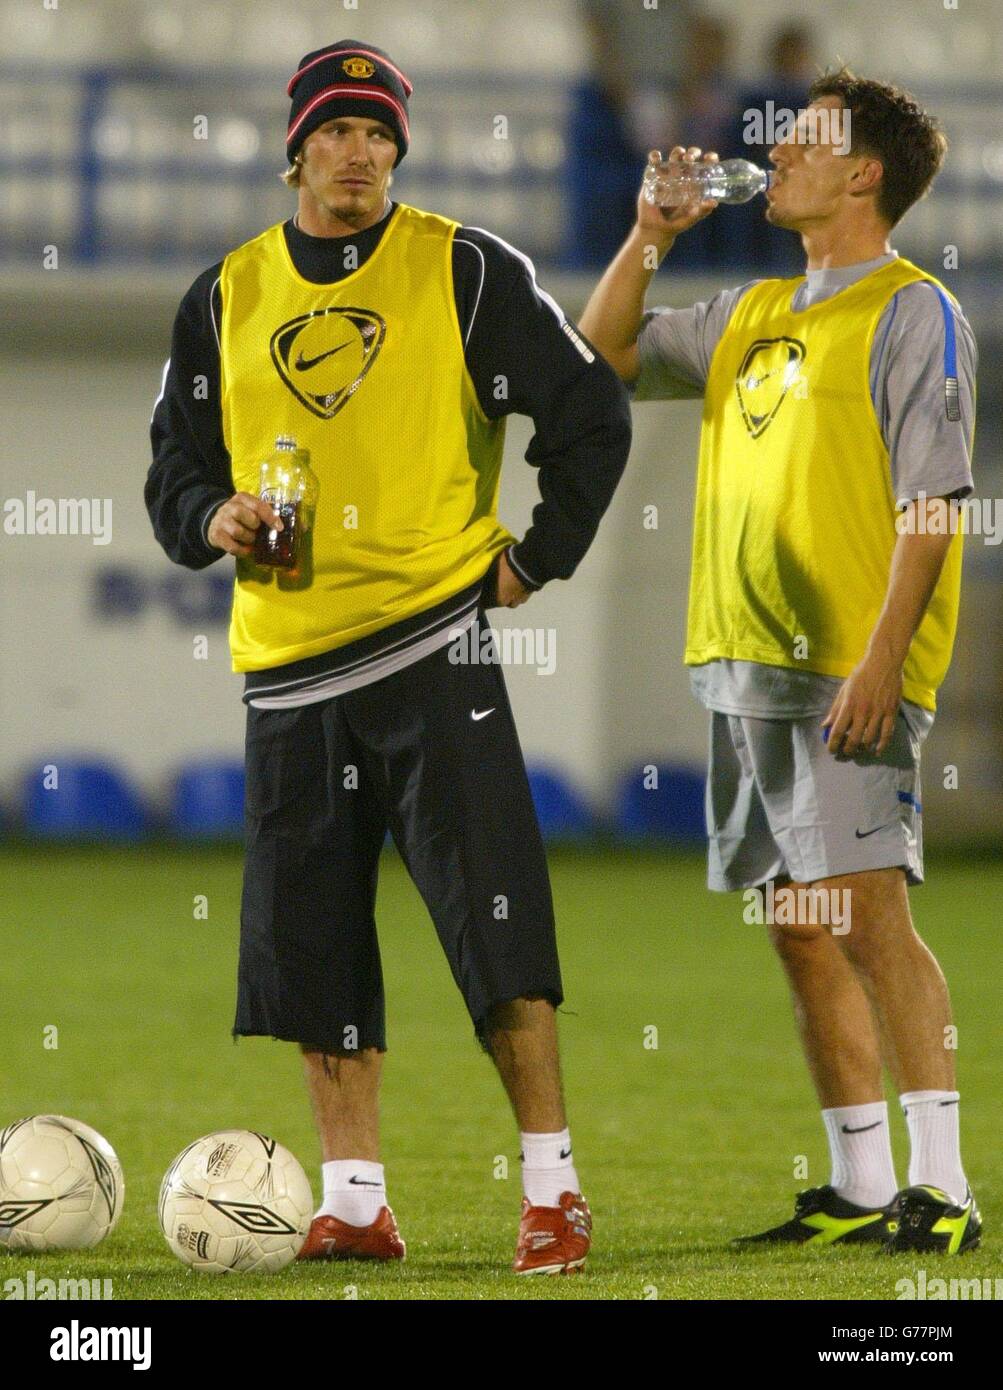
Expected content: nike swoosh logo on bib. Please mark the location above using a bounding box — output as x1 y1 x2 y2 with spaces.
295 342 351 371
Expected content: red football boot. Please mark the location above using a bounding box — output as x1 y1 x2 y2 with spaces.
513 1191 592 1275
298 1206 406 1262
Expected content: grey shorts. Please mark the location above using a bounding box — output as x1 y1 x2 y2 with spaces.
705 704 930 891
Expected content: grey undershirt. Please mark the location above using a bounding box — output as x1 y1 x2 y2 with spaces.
635 252 977 725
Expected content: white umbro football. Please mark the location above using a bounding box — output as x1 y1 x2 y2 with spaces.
0 1114 124 1251
158 1130 312 1274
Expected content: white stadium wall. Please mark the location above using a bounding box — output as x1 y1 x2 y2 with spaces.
1 272 1000 839
0 333 708 823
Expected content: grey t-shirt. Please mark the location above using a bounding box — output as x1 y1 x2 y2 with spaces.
635 252 977 723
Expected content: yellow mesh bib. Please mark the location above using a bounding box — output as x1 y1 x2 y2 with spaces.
687 258 964 711
220 204 513 672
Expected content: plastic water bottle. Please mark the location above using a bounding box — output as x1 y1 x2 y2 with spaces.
642 153 770 208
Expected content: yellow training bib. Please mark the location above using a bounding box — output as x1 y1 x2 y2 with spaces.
219 204 513 671
687 258 964 711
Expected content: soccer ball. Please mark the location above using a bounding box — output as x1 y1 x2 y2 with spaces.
159 1130 312 1274
0 1115 124 1251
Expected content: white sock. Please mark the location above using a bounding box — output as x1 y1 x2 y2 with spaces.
318 1159 386 1226
900 1090 968 1205
821 1102 898 1209
520 1129 579 1208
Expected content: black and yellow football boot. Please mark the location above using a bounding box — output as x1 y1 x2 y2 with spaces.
733 1186 892 1247
884 1186 981 1255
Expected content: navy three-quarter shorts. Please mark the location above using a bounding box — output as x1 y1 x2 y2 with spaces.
233 623 562 1053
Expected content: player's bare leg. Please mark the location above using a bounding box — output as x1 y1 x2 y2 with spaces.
483 996 566 1132
301 1046 382 1160
770 868 955 1102
484 996 592 1273
744 866 973 1247
826 868 975 1244
737 892 896 1241
769 917 884 1107
297 1046 404 1261
821 868 954 1092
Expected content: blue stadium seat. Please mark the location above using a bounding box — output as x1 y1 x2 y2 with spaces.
170 761 245 839
526 764 596 840
20 757 150 840
615 764 707 843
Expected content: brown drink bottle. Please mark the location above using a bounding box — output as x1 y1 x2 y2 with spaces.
253 435 319 579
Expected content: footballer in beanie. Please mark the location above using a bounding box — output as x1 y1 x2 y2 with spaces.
148 35 632 1277
284 39 411 226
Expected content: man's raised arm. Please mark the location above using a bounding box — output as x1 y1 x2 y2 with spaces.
579 146 720 382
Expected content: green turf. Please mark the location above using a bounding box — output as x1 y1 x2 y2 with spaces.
1 843 998 1300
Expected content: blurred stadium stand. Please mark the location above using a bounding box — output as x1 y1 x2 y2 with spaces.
1 0 1003 269
1 66 1002 270
0 62 568 268
169 761 245 840
526 766 598 841
615 765 706 844
2 0 1002 846
20 756 151 840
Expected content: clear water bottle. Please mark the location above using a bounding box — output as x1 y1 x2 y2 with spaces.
253 435 318 578
642 153 770 208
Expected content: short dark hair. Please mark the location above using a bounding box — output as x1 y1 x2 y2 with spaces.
807 67 948 227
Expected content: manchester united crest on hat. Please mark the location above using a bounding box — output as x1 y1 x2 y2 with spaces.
342 56 376 79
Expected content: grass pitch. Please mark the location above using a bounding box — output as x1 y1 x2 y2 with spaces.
1 843 998 1300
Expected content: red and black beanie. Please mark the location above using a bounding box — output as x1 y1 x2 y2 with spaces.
286 40 412 167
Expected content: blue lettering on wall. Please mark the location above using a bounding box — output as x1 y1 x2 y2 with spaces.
93 567 231 626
